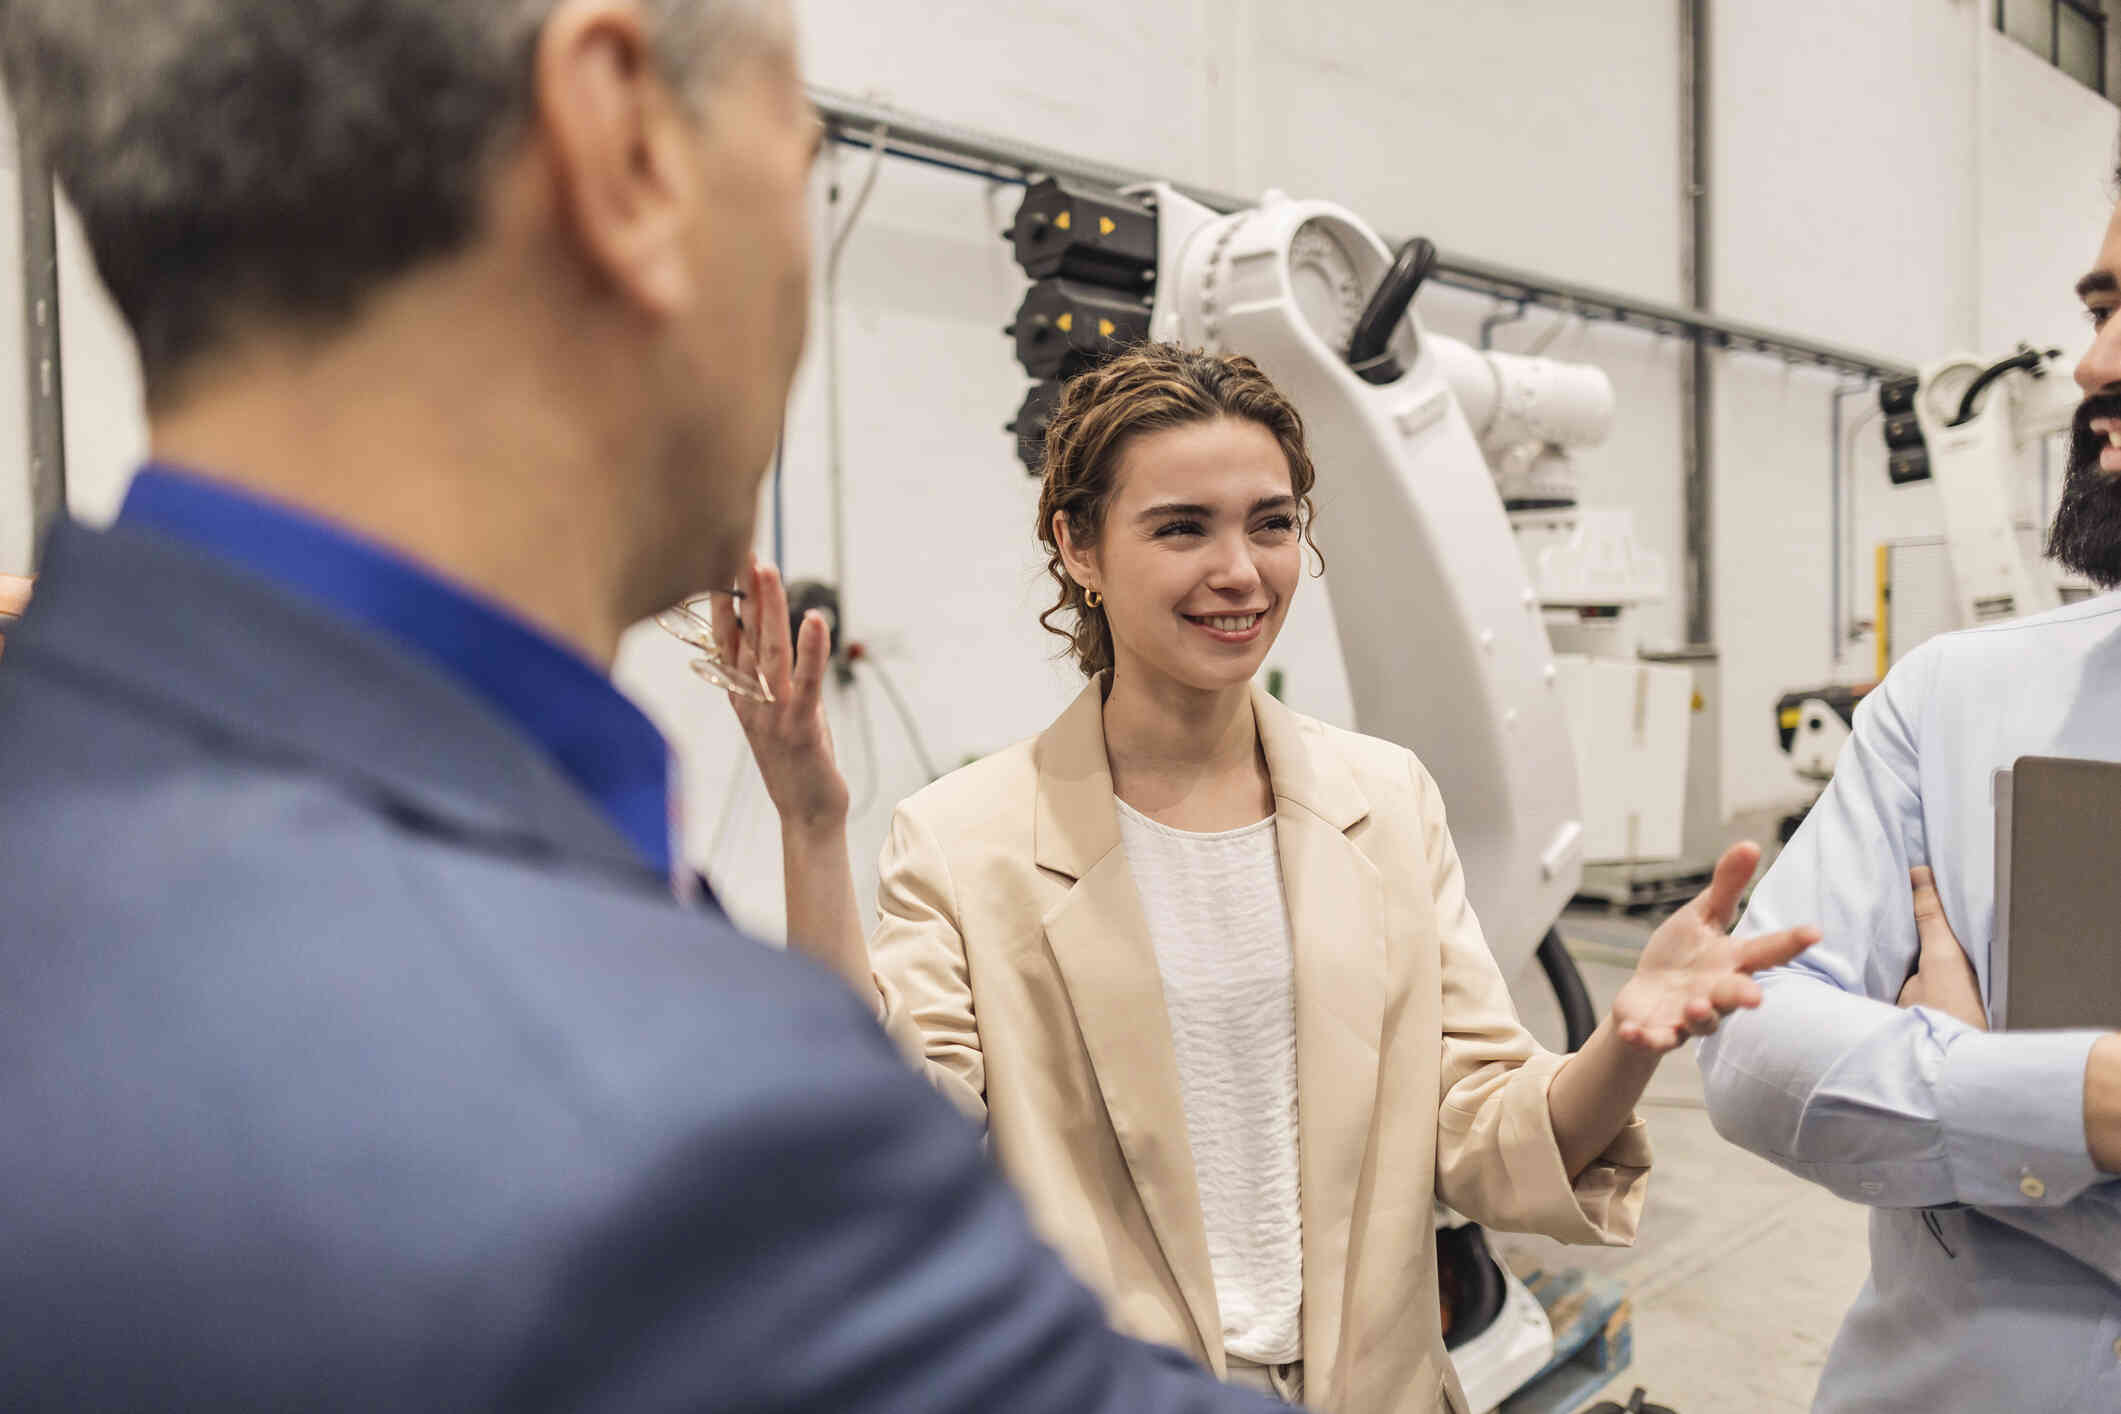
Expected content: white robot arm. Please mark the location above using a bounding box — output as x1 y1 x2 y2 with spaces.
1143 186 1586 982
1887 344 2078 627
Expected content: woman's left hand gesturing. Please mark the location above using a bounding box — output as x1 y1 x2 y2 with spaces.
1611 842 1821 1053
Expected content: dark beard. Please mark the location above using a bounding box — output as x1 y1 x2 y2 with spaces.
2048 395 2121 589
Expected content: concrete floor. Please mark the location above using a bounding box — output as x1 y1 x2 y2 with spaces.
1490 908 1874 1414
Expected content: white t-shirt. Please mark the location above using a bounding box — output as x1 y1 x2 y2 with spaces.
1115 797 1303 1365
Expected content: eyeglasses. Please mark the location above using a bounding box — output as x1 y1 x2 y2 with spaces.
654 590 774 704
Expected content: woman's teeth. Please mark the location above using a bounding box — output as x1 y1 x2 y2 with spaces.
1195 614 1261 632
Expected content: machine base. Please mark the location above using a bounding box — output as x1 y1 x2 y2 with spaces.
1498 1269 1637 1414
1450 1262 1557 1413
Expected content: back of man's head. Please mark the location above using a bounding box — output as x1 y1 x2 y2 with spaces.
0 0 766 399
1 0 816 646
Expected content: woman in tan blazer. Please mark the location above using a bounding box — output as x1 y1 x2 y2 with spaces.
714 345 1817 1413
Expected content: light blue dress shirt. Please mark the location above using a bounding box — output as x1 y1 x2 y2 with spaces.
1702 595 2121 1412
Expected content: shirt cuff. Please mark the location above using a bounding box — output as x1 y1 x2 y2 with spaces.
1936 1024 2105 1207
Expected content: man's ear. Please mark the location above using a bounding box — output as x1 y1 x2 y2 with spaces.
532 0 700 314
1053 511 1100 596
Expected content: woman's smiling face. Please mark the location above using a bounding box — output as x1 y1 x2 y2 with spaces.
1063 416 1304 696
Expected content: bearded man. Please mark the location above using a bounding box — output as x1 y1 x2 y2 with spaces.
1699 191 2121 1413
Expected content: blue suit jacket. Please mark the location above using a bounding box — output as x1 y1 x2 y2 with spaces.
0 522 1278 1412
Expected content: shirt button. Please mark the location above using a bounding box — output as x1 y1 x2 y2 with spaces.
2020 1173 2047 1200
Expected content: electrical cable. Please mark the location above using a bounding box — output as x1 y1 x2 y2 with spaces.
1478 299 1528 351
823 124 890 635
822 130 1029 189
704 740 755 875
844 667 883 819
860 656 943 783
1535 927 1599 1052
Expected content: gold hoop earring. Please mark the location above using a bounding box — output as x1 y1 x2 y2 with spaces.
1085 589 1103 609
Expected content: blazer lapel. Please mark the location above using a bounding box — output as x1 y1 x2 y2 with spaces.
1254 686 1388 1404
1035 681 1224 1370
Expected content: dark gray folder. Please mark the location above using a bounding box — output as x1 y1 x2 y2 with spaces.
1993 756 2121 1030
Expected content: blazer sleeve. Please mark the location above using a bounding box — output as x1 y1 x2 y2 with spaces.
1417 755 1653 1245
501 981 1281 1414
870 801 990 1126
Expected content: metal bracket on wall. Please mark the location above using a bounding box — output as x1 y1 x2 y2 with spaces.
18 142 65 564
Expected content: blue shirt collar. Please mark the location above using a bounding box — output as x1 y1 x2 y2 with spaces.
116 464 675 881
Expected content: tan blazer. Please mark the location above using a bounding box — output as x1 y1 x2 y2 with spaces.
873 680 1651 1414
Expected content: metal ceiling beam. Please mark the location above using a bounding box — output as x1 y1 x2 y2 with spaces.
811 85 1913 383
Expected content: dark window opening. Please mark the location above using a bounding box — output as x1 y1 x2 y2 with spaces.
1998 0 2111 97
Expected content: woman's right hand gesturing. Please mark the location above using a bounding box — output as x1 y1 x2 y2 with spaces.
713 559 850 834
712 560 877 1000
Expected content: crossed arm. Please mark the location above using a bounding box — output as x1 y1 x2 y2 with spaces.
1700 644 2119 1218
1901 867 2121 1173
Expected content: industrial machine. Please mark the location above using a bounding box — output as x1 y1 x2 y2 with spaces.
1881 343 2078 630
1774 344 2082 811
1433 339 1698 898
1002 176 1636 1411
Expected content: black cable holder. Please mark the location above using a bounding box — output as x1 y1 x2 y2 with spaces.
1346 236 1438 385
1949 345 2059 428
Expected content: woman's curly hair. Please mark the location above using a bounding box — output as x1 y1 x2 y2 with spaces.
1035 343 1322 678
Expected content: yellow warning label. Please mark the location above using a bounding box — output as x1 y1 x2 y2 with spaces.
1098 318 1116 339
1056 312 1074 333
1099 217 1117 236
1055 210 1073 231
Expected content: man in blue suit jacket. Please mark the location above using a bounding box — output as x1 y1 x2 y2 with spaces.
0 1 1282 1409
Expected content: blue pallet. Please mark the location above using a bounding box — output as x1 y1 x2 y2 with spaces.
1497 1268 1634 1414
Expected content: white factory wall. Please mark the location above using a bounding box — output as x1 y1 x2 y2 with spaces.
17 2 2121 936
1711 0 1977 820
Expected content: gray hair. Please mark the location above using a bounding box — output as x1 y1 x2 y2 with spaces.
0 0 769 400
